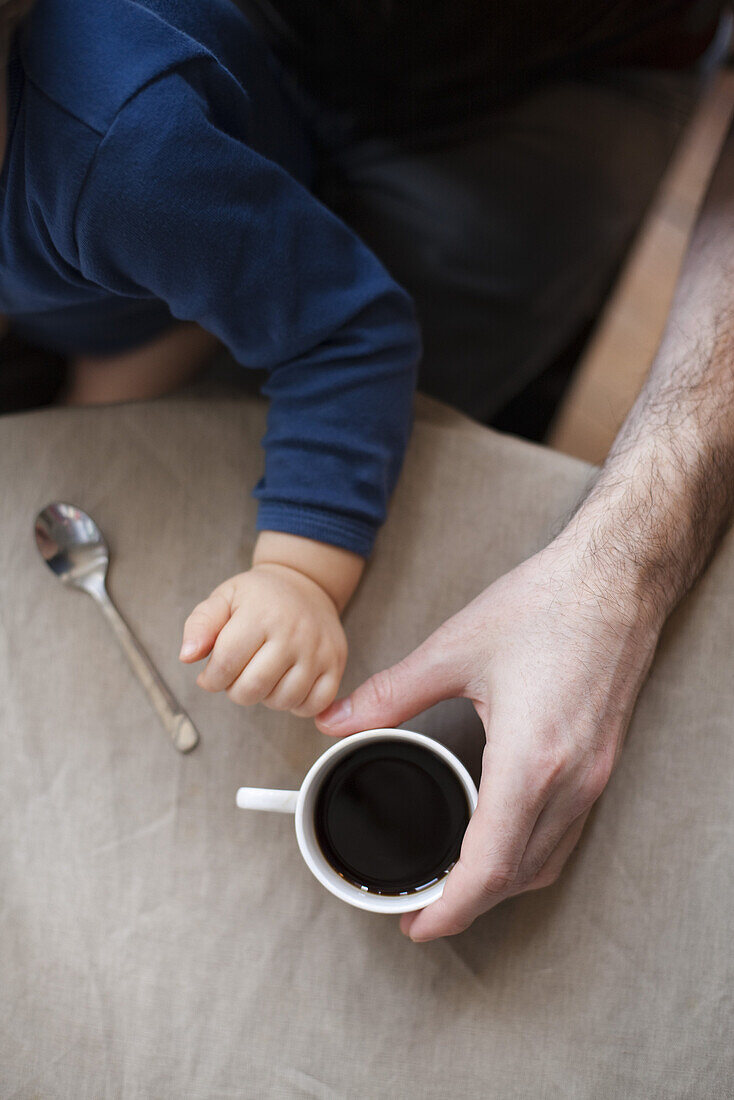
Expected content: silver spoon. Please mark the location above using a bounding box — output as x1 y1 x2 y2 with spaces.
34 502 199 753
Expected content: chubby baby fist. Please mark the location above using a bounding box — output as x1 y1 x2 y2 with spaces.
180 563 347 717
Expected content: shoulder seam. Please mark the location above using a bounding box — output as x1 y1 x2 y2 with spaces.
22 72 106 137
69 55 213 271
21 0 223 136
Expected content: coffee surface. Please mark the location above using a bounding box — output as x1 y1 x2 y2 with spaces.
314 741 470 895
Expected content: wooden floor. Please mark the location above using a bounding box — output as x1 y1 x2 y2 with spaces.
548 67 734 465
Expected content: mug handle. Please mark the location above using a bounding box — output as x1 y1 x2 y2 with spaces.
236 787 299 814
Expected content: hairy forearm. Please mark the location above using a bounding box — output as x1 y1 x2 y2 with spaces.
558 121 734 627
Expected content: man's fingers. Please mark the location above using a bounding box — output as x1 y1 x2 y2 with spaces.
402 751 544 941
400 857 494 941
404 800 594 937
518 810 590 894
514 757 610 884
180 590 232 663
315 630 466 736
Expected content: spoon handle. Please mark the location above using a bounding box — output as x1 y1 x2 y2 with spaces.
94 588 199 753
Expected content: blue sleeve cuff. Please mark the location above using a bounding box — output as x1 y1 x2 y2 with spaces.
255 502 377 558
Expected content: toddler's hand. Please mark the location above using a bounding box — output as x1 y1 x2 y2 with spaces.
179 564 347 716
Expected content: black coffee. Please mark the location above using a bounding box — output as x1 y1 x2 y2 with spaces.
314 741 470 896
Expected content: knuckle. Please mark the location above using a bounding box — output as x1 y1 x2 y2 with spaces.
306 676 340 717
290 620 316 648
521 847 551 884
265 693 293 713
579 752 615 806
228 672 268 704
291 704 312 719
441 916 473 938
478 863 517 899
327 643 347 679
532 744 568 795
316 675 339 707
247 672 274 698
212 653 244 685
186 603 213 629
508 741 567 804
365 668 397 712
529 865 561 891
201 662 229 690
271 677 310 712
293 699 321 719
263 695 294 713
315 643 340 676
226 682 249 705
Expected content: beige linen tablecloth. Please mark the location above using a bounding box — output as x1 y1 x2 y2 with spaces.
1 394 732 1099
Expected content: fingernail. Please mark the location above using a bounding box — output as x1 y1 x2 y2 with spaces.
180 641 197 660
400 914 416 937
319 697 352 726
407 928 431 946
404 919 429 943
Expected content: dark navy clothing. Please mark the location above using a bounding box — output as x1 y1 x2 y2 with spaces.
0 0 420 556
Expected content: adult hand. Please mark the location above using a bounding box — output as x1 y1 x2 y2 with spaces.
316 535 662 940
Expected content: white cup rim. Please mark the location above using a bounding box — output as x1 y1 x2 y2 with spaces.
294 728 478 914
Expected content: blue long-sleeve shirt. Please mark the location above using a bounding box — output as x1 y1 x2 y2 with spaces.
0 0 420 556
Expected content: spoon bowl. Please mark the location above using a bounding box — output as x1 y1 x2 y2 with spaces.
35 502 109 591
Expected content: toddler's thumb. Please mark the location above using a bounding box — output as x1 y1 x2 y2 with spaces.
179 591 231 662
315 630 465 736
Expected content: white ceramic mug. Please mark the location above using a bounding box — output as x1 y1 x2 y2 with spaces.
236 728 478 914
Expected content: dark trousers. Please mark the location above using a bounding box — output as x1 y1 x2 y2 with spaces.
244 3 727 429
317 68 709 428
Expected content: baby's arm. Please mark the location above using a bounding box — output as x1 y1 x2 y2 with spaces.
179 532 363 717
74 66 418 718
